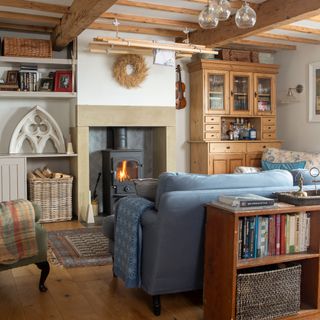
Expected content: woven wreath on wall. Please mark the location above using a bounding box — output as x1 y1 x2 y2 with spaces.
112 54 148 89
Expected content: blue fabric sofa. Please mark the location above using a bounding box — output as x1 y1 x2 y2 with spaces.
103 169 313 315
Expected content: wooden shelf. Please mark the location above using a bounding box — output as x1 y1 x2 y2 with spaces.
0 91 77 99
0 56 75 68
238 252 320 269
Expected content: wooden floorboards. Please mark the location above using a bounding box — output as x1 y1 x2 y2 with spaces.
0 221 203 320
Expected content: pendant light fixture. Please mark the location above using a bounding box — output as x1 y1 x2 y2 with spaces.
235 1 257 29
198 0 257 30
214 0 231 21
198 1 219 29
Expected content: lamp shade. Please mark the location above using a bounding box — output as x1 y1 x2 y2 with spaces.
235 2 256 29
198 4 219 29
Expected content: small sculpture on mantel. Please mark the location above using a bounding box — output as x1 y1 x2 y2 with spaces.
293 173 308 197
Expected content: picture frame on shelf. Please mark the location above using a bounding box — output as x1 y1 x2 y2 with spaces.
39 78 54 91
309 61 320 122
6 70 18 85
54 70 72 92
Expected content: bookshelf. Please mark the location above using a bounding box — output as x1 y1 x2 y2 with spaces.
204 203 320 320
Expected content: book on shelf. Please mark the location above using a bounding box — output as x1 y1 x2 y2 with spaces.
238 212 311 260
218 193 275 208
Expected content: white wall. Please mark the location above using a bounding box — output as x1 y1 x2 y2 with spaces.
275 44 320 152
77 29 190 172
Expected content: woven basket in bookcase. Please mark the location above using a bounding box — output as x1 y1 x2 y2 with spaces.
3 37 52 58
28 176 73 222
236 264 301 320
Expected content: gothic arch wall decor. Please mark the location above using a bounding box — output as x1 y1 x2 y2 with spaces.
9 106 66 154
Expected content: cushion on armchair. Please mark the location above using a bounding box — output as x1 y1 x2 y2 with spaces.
262 148 320 170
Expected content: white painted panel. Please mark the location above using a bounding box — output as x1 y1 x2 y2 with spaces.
0 157 26 201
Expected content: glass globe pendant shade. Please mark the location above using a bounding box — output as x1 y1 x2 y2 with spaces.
235 2 257 29
214 0 231 21
198 4 219 29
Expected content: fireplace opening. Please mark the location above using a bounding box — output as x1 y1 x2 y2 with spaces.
89 126 155 216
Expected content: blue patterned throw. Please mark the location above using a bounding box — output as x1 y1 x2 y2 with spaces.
113 196 154 288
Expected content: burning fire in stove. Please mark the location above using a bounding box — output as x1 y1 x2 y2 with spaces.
117 160 131 182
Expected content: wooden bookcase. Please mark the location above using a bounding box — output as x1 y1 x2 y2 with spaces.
204 203 320 320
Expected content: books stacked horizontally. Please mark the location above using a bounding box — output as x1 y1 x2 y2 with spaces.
218 193 275 209
239 212 310 259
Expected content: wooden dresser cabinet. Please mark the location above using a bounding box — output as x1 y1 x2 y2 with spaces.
188 59 282 174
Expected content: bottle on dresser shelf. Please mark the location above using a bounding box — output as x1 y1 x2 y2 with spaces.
249 125 257 140
221 119 228 140
227 122 234 140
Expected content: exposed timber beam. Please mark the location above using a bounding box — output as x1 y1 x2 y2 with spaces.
0 11 59 24
256 32 320 44
100 12 199 30
279 25 320 35
189 0 320 46
0 0 68 14
233 39 296 50
89 22 185 37
52 0 118 50
308 15 320 22
116 0 199 16
0 21 52 33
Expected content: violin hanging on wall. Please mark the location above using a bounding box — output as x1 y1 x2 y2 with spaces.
176 64 187 110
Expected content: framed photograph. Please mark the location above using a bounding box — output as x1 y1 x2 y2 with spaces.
309 62 320 122
54 70 72 92
39 78 54 91
6 70 18 85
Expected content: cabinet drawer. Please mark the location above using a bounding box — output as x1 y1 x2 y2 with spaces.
247 142 280 153
262 132 276 140
205 132 221 140
262 125 276 132
205 124 220 132
210 142 246 153
205 116 220 124
262 117 276 126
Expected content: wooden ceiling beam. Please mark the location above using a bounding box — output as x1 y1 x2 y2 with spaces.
308 15 320 22
256 32 320 44
233 39 296 50
0 0 68 14
100 12 199 30
89 22 185 37
189 0 320 46
0 10 59 24
52 0 118 50
0 21 52 33
279 25 320 35
115 0 199 16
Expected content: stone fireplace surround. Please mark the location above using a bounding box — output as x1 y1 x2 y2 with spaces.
72 105 176 221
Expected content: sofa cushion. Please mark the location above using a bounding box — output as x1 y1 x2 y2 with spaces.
261 160 306 171
262 148 320 170
133 178 158 202
155 170 293 209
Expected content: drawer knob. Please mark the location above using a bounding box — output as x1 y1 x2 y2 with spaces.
263 145 266 148
211 126 214 129
268 127 271 129
226 146 230 149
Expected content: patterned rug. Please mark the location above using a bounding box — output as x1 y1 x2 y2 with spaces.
48 227 112 268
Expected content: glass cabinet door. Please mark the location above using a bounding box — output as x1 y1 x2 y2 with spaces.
254 74 275 115
230 72 253 115
206 71 229 114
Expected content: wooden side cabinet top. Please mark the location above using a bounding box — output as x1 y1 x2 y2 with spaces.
204 203 320 320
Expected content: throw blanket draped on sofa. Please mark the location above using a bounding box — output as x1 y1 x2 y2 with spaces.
114 196 154 288
0 199 38 264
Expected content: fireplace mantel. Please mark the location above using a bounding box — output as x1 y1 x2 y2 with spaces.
71 105 176 221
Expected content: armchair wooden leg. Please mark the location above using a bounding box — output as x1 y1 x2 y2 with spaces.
152 295 161 316
35 261 50 292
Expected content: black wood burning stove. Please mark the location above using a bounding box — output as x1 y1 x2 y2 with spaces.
102 128 143 215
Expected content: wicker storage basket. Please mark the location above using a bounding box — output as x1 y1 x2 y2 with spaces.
28 176 73 222
3 37 52 58
236 264 301 320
